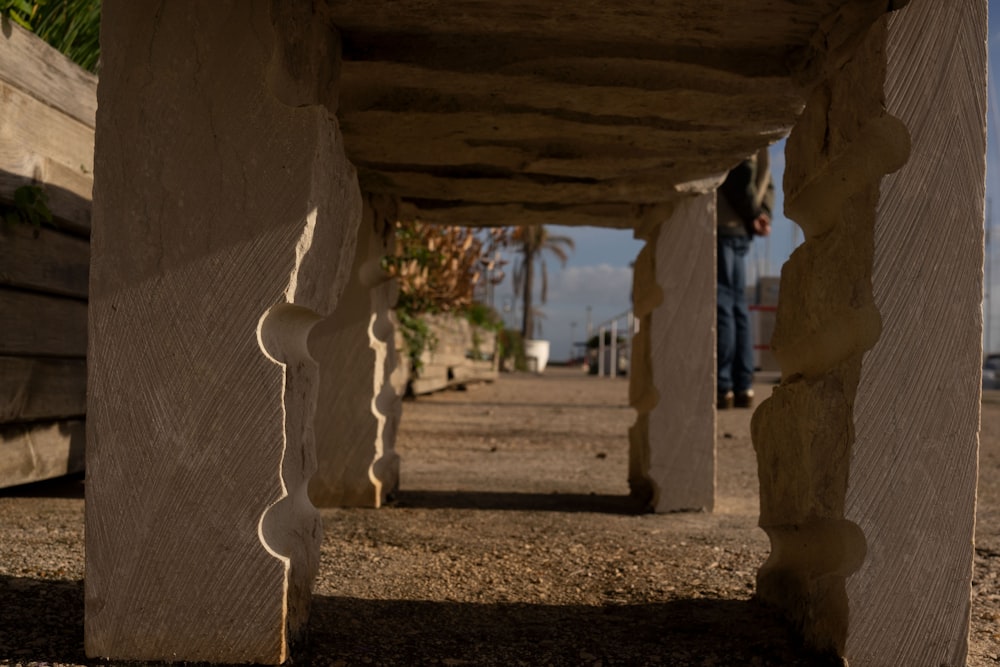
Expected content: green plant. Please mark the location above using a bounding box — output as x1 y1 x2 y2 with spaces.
384 220 507 316
464 302 503 331
385 220 509 375
396 309 436 374
2 184 52 231
498 328 527 372
2 0 102 73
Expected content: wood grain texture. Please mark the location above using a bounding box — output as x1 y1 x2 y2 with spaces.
0 222 89 297
0 356 86 422
0 419 85 489
0 19 97 127
0 288 86 357
0 79 94 232
844 0 987 664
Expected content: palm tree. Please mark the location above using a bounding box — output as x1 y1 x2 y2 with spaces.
511 226 575 340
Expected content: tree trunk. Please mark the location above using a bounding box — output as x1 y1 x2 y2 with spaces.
521 246 535 338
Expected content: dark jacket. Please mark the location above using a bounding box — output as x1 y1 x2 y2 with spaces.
717 149 774 237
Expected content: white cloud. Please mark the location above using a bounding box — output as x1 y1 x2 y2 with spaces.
548 263 633 308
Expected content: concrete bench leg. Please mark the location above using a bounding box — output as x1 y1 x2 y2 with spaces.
629 194 716 512
753 0 987 662
86 1 360 662
310 195 402 508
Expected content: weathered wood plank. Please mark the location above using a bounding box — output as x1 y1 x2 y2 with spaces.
0 19 97 127
0 79 94 232
0 289 87 357
0 356 86 423
0 221 89 297
0 419 86 489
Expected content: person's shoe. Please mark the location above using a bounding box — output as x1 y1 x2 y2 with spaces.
717 390 734 410
735 389 755 408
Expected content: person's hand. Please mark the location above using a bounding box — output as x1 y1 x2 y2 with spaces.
752 213 771 236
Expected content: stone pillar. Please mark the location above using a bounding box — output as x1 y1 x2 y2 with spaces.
309 194 402 508
86 1 359 663
753 0 986 663
629 194 716 512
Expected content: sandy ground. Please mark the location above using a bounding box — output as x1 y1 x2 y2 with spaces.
0 367 998 665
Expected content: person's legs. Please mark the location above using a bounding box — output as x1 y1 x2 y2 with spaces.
732 243 755 395
716 236 741 400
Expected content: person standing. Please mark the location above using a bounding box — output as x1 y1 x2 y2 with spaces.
716 148 773 409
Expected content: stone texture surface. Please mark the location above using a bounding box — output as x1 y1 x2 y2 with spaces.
327 0 893 229
310 196 401 509
753 14 905 656
752 0 986 663
398 314 500 397
629 195 716 512
78 0 986 663
86 1 359 663
843 0 988 663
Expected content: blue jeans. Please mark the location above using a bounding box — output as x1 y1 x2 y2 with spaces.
717 235 753 394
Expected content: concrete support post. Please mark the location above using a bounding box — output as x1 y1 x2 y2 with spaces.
86 1 359 663
753 0 986 662
309 195 402 508
629 195 716 512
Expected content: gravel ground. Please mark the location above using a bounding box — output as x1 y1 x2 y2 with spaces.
1 368 998 666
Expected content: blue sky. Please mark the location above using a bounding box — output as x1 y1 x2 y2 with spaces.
494 141 792 362
500 5 1000 362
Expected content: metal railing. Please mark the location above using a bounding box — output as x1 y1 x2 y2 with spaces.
588 309 637 378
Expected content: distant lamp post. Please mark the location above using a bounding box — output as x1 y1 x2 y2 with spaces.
570 321 577 361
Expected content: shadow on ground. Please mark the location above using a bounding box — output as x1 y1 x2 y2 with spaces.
0 575 839 667
0 472 85 499
393 490 648 514
407 400 631 411
305 595 840 666
0 576 86 664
